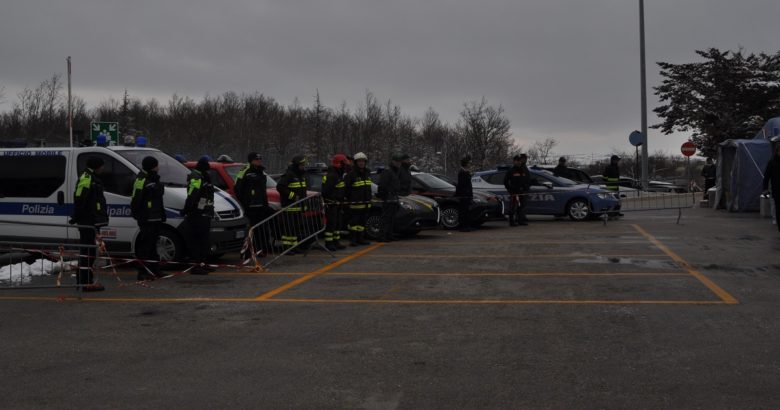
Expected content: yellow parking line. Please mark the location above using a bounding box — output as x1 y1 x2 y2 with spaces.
270 298 727 305
389 240 647 246
0 296 259 303
0 295 726 305
632 224 739 305
320 272 689 277
254 243 385 300
365 253 668 259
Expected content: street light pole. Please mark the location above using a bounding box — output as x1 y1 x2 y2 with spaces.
639 0 649 189
67 56 73 148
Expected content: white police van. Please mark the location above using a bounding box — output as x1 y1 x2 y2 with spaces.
0 146 247 260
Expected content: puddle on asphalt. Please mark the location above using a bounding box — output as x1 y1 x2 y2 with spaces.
571 256 679 270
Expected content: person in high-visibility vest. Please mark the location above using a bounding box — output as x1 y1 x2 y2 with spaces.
69 156 108 292
603 155 621 192
183 157 215 275
322 154 349 251
131 156 166 281
344 152 373 246
276 155 308 253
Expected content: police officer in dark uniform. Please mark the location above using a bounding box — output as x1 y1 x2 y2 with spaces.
377 154 402 242
322 153 349 251
456 156 474 232
763 146 780 232
131 156 166 281
344 152 373 246
234 152 271 256
702 157 717 192
70 156 108 291
504 154 531 226
398 154 413 197
553 157 572 179
276 155 308 253
183 157 215 275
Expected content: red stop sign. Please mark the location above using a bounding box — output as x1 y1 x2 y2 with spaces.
681 141 696 157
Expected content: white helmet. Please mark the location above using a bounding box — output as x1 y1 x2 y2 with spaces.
353 152 368 161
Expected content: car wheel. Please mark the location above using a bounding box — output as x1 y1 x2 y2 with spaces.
365 212 384 240
440 206 460 229
156 228 185 262
566 198 590 221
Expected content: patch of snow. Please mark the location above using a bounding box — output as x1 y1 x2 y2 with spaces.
0 259 77 285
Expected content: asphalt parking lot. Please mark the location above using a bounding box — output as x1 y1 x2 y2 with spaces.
1 207 779 409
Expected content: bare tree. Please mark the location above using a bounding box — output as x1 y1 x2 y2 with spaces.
455 97 514 170
527 137 557 164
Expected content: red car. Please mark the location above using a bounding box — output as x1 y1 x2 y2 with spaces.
184 160 283 210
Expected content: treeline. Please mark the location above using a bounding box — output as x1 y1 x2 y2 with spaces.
0 75 517 174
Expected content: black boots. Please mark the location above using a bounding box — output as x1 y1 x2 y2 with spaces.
350 232 371 246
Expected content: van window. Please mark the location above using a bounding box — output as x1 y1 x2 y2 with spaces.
0 155 66 198
77 153 135 197
208 170 228 190
116 150 189 187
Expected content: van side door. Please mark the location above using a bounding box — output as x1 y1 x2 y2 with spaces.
74 152 137 254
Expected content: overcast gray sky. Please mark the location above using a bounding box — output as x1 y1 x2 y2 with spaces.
1 0 778 159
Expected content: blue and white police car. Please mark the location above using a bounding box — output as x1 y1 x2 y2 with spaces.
472 166 621 221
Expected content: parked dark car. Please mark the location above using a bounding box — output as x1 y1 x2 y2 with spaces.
372 171 504 229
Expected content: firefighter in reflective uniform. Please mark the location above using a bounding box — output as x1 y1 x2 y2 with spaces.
322 153 349 251
183 158 215 275
131 156 166 281
504 154 531 226
70 156 107 292
344 152 373 246
276 155 308 253
234 152 271 256
603 155 621 192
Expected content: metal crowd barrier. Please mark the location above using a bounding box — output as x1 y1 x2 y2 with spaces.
594 187 699 225
244 194 333 270
0 220 100 290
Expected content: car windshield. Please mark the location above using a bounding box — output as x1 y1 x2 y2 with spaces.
222 164 276 188
116 150 189 187
415 173 454 189
224 164 243 182
532 169 577 187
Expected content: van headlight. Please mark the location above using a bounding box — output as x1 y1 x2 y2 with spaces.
400 200 414 211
